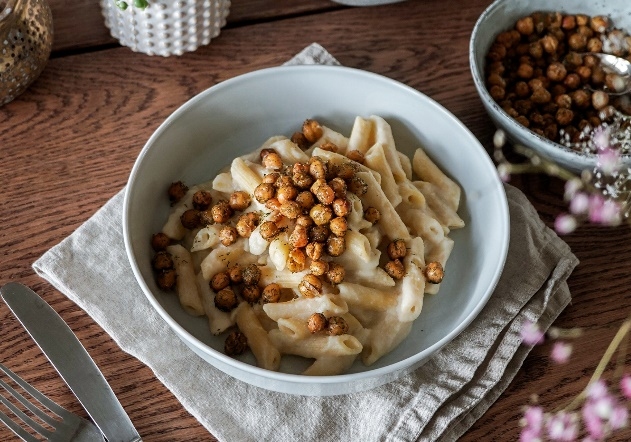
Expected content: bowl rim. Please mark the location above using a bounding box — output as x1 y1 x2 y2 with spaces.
123 64 510 384
469 0 631 170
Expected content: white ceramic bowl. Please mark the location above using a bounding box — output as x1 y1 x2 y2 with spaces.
123 65 509 396
470 0 631 173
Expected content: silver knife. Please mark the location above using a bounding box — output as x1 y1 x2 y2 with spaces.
0 282 142 442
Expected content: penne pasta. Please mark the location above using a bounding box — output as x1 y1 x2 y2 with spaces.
166 244 204 316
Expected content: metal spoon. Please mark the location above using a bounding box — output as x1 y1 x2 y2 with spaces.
585 53 631 95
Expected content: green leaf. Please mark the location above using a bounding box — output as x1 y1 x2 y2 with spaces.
115 1 129 10
133 0 149 9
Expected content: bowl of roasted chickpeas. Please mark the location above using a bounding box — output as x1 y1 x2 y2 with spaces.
470 0 631 172
123 65 509 396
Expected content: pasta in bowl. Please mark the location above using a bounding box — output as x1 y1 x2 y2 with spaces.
123 65 509 395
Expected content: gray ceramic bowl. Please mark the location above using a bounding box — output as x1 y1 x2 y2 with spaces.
470 0 631 173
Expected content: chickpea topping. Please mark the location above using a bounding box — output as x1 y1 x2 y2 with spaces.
259 221 280 241
229 191 252 211
265 198 282 212
227 264 243 284
327 316 349 336
151 232 171 251
387 239 407 260
236 212 259 238
425 261 445 284
262 151 283 170
295 191 316 210
325 262 345 285
254 183 276 203
306 242 324 260
515 16 534 35
328 177 347 199
211 200 233 224
292 171 314 189
310 259 329 276
180 209 201 229
168 181 188 203
384 259 405 280
210 271 231 291
310 204 333 226
219 225 239 246
262 172 280 184
332 198 352 217
336 162 356 180
311 179 335 205
346 149 365 164
291 131 310 150
192 190 213 210
242 264 261 286
241 285 262 304
275 175 293 188
199 209 215 226
224 330 248 356
326 235 346 257
302 119 323 143
287 248 307 273
296 214 313 228
214 287 238 311
347 176 368 196
156 268 177 290
276 185 299 204
364 207 380 224
289 224 309 248
307 313 328 333
262 283 282 303
279 201 302 219
309 157 328 180
298 274 322 298
152 250 173 271
591 90 609 110
329 217 348 237
319 142 339 152
309 225 330 243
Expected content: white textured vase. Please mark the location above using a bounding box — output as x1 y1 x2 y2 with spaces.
100 0 231 56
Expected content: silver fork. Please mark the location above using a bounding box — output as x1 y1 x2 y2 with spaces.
0 363 104 442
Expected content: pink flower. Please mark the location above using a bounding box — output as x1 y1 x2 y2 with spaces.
597 147 620 175
583 402 605 440
569 192 589 215
554 214 578 235
521 320 545 345
587 380 609 400
587 194 620 225
520 427 542 442
546 411 579 441
564 178 583 199
550 342 572 364
520 406 544 442
620 375 631 399
610 405 628 430
592 127 611 151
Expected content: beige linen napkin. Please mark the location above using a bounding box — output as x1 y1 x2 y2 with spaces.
32 43 579 442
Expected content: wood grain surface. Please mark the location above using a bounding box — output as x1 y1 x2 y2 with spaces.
2 0 631 440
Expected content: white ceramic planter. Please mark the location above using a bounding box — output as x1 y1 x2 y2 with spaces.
100 0 230 57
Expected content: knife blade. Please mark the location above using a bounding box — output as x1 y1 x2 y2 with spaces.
0 282 142 442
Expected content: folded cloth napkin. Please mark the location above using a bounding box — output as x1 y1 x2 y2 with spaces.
33 43 579 442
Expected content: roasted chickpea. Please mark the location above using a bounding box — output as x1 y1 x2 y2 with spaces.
310 204 333 226
346 149 365 164
302 119 323 143
227 264 242 284
309 225 330 243
336 162 356 180
298 274 322 298
276 185 299 204
168 181 188 203
292 171 314 189
254 183 276 203
214 287 238 311
387 239 407 260
329 217 348 237
229 191 252 211
310 259 329 276
568 32 587 51
242 264 261 286
151 232 171 251
307 313 327 333
224 330 248 356
211 200 233 223
328 177 347 199
199 209 215 226
332 198 352 217
591 90 609 110
291 131 310 150
192 190 213 210
384 259 405 280
305 242 324 261
540 34 558 54
262 151 283 170
289 224 309 248
325 262 345 285
308 157 327 181
241 285 262 303
180 209 201 229
265 198 282 212
563 73 581 90
556 108 575 126
296 214 313 228
262 283 282 303
347 176 368 196
287 248 307 273
279 201 302 219
156 269 177 290
326 235 346 257
295 191 315 210
364 207 380 224
219 225 239 246
489 85 505 101
236 212 259 238
152 251 173 270
327 316 349 336
425 261 445 284
546 62 567 82
311 179 335 205
262 172 280 184
517 64 534 80
531 88 551 104
210 271 231 291
319 141 339 152
515 16 534 35
275 174 293 188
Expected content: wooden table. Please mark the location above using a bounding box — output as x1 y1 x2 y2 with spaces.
2 0 630 440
